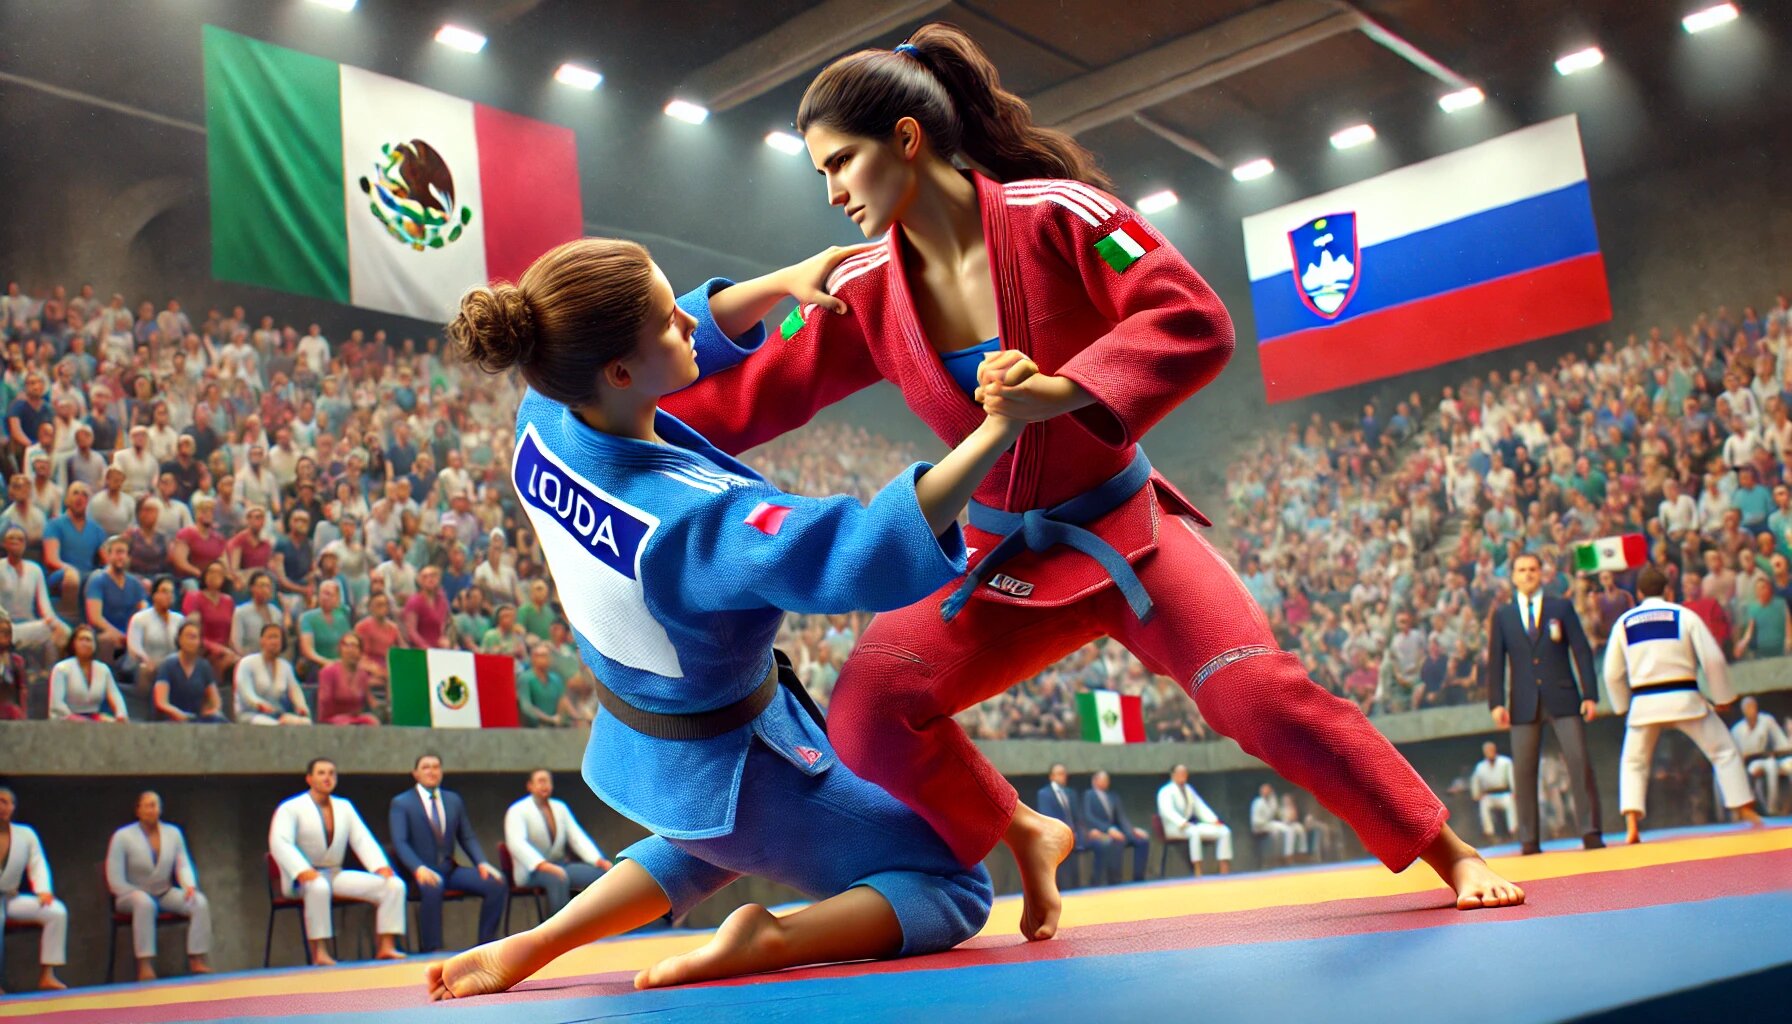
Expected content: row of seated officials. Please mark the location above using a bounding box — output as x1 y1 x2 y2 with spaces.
0 755 610 992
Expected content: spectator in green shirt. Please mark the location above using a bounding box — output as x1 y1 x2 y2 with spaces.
516 578 556 641
451 586 493 652
297 579 353 681
1734 575 1791 660
479 604 530 663
547 620 581 684
518 641 565 728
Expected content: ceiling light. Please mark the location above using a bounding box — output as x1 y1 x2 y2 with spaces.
1330 123 1376 150
1438 86 1485 113
435 25 487 54
554 64 602 90
1232 158 1274 182
764 130 805 155
1136 190 1178 214
1683 4 1739 34
664 99 709 124
1554 47 1604 76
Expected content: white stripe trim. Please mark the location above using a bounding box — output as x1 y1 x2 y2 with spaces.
826 250 889 290
680 462 751 488
829 252 891 292
1006 180 1117 215
1003 184 1106 223
1005 192 1099 226
655 469 722 494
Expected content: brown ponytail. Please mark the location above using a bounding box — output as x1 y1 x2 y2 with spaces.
797 22 1110 191
448 237 655 407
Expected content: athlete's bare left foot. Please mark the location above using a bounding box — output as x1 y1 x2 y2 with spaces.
1737 804 1766 828
428 933 544 1000
636 904 785 989
1006 804 1074 942
1418 825 1524 910
1625 812 1643 844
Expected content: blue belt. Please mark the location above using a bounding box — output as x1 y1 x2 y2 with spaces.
941 449 1155 624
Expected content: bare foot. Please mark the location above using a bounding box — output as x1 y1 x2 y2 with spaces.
311 949 338 967
189 957 214 974
375 948 408 961
428 934 543 1000
136 963 157 982
37 972 66 991
1005 805 1074 942
636 904 785 990
1625 813 1642 845
1737 805 1766 828
1418 825 1524 911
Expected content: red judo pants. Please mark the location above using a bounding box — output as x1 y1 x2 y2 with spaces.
828 515 1448 871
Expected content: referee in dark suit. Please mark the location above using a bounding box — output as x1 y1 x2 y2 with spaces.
1484 552 1605 853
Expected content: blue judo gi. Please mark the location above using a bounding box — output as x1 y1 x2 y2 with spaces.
508 283 991 955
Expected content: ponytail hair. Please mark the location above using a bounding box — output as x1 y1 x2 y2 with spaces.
448 238 655 408
797 22 1110 191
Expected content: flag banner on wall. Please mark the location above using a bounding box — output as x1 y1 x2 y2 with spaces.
389 648 520 728
1242 115 1611 403
203 25 583 321
1574 533 1647 574
1076 689 1145 744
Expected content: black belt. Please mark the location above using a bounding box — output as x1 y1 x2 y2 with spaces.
590 649 825 740
1631 679 1698 695
1482 788 1511 795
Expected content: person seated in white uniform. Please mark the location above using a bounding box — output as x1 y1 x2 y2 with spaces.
1470 741 1519 841
1154 764 1232 875
503 769 613 916
269 757 406 965
105 791 212 980
0 787 69 991
1728 697 1791 815
236 622 311 725
1250 782 1304 865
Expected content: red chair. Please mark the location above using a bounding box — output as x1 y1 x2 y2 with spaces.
104 865 187 983
498 843 547 935
263 852 355 967
1149 814 1194 880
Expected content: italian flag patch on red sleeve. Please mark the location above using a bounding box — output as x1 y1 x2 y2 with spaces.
1093 219 1160 273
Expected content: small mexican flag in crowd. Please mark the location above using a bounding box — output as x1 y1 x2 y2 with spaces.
1573 533 1647 574
389 649 520 728
1077 689 1145 744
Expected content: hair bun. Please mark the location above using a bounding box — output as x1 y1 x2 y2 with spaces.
450 283 537 373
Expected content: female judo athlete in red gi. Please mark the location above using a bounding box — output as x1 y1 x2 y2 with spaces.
662 24 1523 939
427 239 1044 997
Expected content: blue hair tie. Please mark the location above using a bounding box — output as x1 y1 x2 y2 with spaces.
894 42 919 57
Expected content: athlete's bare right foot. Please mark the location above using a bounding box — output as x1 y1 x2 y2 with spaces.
1737 805 1766 828
1418 825 1524 910
1625 812 1642 845
636 904 786 989
428 933 545 1000
1005 804 1074 941
310 949 337 967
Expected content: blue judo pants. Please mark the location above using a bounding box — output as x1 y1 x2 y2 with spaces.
621 740 992 957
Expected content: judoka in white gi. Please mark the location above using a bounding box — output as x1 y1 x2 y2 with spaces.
1728 696 1791 815
105 791 212 980
1603 567 1764 843
1155 764 1232 874
504 770 612 917
1469 742 1519 840
1250 782 1305 863
0 787 68 991
268 758 407 964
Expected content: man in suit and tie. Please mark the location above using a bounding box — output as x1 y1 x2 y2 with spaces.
1081 770 1150 885
503 769 612 916
389 752 506 953
1485 553 1605 853
1035 763 1083 890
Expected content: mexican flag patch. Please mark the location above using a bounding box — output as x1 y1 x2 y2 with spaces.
1093 219 1160 273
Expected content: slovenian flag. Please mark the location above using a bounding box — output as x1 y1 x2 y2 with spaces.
203 26 582 322
1077 689 1145 744
389 648 520 729
1242 115 1610 403
1574 534 1647 575
1093 219 1160 274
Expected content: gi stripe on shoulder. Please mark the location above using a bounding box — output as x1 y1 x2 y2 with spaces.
1006 179 1118 216
1006 190 1100 226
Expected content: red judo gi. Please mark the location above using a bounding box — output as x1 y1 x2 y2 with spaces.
664 173 1447 871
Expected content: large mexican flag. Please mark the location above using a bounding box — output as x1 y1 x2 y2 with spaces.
389 648 520 729
203 25 583 321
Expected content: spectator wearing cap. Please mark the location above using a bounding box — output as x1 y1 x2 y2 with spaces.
112 424 158 496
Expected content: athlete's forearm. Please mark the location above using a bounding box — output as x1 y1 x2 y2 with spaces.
914 417 1023 537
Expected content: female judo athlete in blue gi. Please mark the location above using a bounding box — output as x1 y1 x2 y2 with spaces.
429 237 1039 997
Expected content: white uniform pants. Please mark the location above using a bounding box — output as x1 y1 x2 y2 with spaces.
1256 820 1305 857
1620 710 1753 817
1738 755 1780 814
1478 793 1518 837
115 888 211 957
1 893 68 965
296 868 405 938
1168 822 1233 862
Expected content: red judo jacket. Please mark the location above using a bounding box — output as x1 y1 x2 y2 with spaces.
664 172 1236 610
